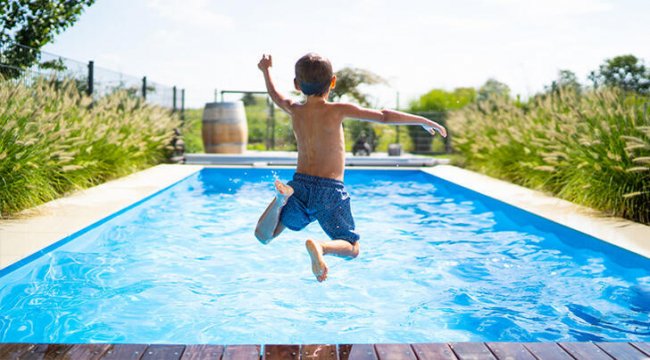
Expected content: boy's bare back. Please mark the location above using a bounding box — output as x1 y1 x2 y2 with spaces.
289 99 356 180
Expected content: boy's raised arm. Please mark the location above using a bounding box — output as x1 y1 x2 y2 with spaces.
341 104 447 137
258 54 293 113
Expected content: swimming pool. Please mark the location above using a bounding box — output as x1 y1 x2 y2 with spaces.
0 167 648 344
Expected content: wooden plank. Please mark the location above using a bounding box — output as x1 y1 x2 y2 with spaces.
101 344 149 360
523 343 574 360
263 344 300 360
449 343 496 360
596 342 648 360
374 344 417 360
339 344 378 360
485 343 535 360
140 345 186 360
630 343 650 357
301 344 337 360
20 344 73 360
558 342 613 360
180 345 225 360
411 343 458 360
0 344 36 360
62 344 111 360
222 345 261 360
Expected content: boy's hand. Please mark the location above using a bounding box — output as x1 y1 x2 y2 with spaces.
258 54 272 71
422 124 447 138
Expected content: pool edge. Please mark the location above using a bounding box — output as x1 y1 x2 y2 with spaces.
422 165 650 259
0 164 204 273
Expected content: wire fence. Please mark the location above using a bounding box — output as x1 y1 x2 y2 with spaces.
0 41 183 112
214 91 451 155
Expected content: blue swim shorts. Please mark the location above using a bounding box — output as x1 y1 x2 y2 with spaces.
280 173 360 244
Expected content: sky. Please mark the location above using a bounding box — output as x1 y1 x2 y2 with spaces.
42 0 650 109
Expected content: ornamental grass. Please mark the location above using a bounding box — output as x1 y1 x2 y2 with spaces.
0 78 180 217
449 88 650 224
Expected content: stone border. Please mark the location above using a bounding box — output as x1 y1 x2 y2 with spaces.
185 152 449 167
0 164 203 271
424 165 650 259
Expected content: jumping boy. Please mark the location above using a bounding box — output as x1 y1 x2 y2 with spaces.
254 53 447 282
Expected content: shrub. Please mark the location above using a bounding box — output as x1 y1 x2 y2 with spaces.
0 78 180 217
448 88 650 224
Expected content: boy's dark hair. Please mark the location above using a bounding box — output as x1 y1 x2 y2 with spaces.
295 53 333 96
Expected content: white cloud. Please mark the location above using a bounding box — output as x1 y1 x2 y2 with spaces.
145 0 234 29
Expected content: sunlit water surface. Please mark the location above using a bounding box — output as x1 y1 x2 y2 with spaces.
1 168 648 344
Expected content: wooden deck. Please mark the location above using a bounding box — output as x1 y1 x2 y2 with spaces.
1 342 649 360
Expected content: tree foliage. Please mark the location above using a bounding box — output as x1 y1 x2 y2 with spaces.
477 78 510 101
329 67 386 107
410 87 476 112
588 54 650 94
0 0 95 78
546 69 582 94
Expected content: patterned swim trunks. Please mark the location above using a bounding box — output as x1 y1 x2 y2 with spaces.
280 173 360 244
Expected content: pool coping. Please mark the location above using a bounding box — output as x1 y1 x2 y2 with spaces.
423 165 650 259
0 164 203 272
1 163 649 274
184 151 449 167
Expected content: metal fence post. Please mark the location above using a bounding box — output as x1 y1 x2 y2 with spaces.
142 76 147 100
266 97 272 150
172 86 177 112
270 101 276 150
87 60 94 96
181 89 185 125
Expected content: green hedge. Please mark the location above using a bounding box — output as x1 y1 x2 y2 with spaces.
448 88 650 224
0 79 180 217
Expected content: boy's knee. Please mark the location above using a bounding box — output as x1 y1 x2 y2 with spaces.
254 230 272 245
350 242 360 258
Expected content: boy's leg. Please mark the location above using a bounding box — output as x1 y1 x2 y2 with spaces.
254 180 293 244
305 239 360 282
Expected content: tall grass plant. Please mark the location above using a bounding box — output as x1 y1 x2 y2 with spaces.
449 88 650 224
0 78 180 217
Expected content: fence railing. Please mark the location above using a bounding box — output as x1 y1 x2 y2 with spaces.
0 41 184 114
223 91 451 155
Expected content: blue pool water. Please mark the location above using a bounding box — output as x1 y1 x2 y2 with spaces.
0 168 649 344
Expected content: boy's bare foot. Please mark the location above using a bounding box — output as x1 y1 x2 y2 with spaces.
274 180 294 205
306 239 328 282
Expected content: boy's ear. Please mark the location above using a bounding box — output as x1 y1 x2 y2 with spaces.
330 75 337 90
294 78 301 91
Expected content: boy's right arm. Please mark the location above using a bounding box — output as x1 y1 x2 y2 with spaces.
258 54 294 114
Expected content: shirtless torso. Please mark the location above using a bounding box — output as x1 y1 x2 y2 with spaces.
290 98 348 181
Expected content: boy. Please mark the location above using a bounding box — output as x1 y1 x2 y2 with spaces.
254 53 447 282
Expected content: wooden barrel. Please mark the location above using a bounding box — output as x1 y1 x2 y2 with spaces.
201 101 248 154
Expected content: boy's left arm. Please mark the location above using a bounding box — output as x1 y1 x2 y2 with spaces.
340 104 447 137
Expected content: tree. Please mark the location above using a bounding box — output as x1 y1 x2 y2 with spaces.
545 69 582 94
588 54 650 94
410 87 476 112
477 78 510 101
0 0 96 78
328 67 386 106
